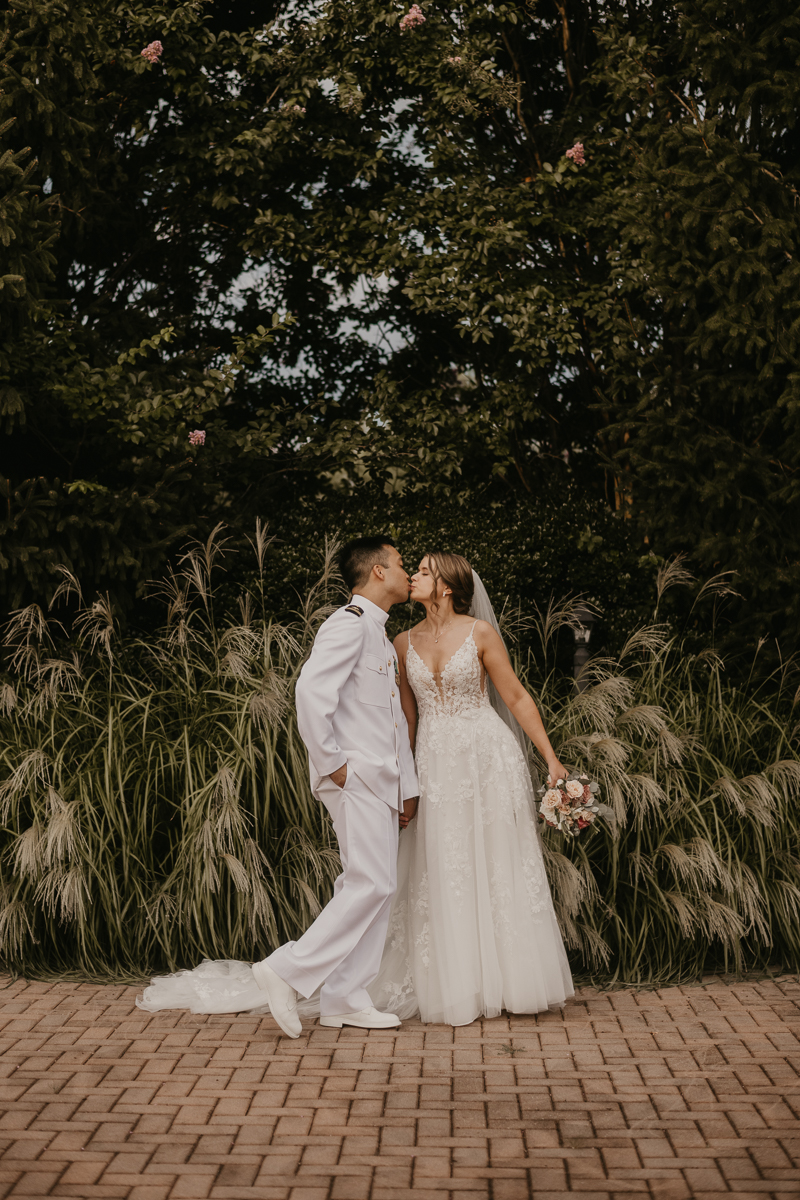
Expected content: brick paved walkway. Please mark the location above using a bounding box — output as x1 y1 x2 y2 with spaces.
1 975 799 1199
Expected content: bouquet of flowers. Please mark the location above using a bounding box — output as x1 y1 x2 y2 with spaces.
537 772 613 838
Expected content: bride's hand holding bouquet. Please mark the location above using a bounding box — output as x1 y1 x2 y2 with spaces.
539 764 614 839
546 759 569 787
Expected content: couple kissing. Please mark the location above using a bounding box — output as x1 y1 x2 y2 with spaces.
139 536 573 1030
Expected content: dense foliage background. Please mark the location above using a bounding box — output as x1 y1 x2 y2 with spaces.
1 0 798 655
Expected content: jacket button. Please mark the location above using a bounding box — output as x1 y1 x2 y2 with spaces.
392 690 396 697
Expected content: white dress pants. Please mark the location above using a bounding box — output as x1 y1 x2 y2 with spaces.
265 771 399 1016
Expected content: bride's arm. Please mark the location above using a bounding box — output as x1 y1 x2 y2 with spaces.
393 631 418 751
476 623 568 782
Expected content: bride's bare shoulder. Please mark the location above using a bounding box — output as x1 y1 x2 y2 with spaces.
471 618 501 643
394 621 425 648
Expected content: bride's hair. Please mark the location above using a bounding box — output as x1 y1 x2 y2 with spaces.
425 550 474 615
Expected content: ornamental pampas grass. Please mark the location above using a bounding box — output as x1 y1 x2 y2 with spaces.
526 595 800 983
0 537 797 985
0 526 341 980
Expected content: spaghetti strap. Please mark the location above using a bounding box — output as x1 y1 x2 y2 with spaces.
469 620 478 636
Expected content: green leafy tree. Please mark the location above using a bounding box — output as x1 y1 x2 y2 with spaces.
0 1 306 608
598 3 800 638
1 0 798 650
0 0 629 614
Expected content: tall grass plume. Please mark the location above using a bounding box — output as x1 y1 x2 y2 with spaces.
0 534 797 985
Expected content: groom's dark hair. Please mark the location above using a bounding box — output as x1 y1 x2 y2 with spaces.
338 535 397 591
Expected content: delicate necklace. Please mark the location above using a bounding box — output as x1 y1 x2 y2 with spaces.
430 617 454 644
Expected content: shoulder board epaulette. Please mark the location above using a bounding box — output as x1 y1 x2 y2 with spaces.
344 604 364 617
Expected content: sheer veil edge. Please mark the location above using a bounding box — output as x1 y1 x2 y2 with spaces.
468 570 542 795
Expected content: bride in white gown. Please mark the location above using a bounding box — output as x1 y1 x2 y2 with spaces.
366 551 573 1024
138 551 573 1025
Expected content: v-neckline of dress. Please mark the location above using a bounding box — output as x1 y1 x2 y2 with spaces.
407 629 476 682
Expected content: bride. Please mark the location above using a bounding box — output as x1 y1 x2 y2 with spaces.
367 550 573 1025
138 550 573 1025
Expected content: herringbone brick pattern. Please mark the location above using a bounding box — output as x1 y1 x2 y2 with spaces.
0 975 799 1199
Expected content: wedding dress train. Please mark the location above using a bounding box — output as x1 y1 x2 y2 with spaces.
137 626 573 1024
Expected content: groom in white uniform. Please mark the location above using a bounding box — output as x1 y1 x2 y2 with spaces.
253 536 419 1037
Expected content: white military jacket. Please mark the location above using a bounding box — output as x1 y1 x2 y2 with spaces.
295 593 419 810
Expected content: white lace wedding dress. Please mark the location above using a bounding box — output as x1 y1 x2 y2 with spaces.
366 625 573 1024
137 625 573 1024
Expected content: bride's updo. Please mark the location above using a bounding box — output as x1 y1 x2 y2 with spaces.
425 550 474 615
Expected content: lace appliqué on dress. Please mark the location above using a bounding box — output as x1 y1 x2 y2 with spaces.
396 626 572 1022
411 870 430 966
444 834 472 905
522 852 550 917
490 856 514 945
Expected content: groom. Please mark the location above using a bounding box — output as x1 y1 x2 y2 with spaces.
253 535 419 1037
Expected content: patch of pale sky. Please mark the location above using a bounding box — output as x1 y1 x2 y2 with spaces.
220 264 409 391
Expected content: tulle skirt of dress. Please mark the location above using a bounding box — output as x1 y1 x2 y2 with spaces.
137 958 332 1019
138 959 273 1016
369 705 574 1026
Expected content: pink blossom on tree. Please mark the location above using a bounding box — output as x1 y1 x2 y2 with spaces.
140 41 163 64
565 142 585 166
399 5 426 32
188 430 206 447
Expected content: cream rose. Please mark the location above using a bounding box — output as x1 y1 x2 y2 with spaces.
541 788 561 811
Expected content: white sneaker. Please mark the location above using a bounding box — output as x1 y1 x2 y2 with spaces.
251 961 302 1038
320 1007 401 1029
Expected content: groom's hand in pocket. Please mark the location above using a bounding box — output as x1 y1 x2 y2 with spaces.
400 797 419 828
330 764 348 789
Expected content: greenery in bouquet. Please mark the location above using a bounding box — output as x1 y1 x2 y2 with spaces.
537 772 614 838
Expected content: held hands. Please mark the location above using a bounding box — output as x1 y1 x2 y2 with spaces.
330 764 348 789
400 797 419 829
